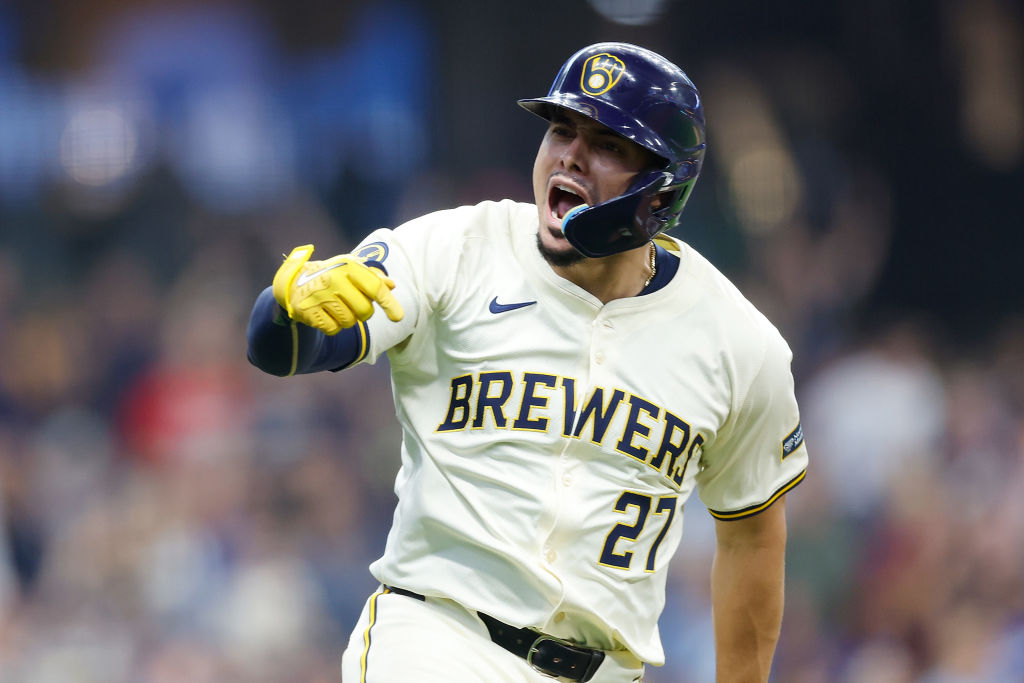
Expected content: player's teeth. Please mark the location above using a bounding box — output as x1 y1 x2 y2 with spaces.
556 184 579 196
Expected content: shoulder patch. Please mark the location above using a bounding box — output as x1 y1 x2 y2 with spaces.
781 422 804 459
356 241 389 262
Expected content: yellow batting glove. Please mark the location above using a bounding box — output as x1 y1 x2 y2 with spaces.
272 244 404 335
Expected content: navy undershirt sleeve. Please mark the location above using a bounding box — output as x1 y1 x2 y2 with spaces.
246 286 365 376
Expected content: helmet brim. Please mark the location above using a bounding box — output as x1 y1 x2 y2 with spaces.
518 94 672 163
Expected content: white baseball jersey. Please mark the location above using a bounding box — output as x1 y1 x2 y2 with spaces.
347 199 807 665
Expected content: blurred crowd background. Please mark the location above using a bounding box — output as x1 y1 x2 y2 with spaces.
0 0 1022 681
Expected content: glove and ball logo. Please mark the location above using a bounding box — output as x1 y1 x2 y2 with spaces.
580 53 626 96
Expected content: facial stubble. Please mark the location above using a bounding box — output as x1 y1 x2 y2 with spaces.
535 231 587 268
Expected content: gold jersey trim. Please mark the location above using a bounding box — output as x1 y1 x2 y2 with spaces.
708 468 806 521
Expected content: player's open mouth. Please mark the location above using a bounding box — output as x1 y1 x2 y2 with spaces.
548 180 589 223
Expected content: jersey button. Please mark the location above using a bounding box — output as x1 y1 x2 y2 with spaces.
602 320 614 329
561 472 573 486
594 352 605 364
545 549 557 563
554 612 567 623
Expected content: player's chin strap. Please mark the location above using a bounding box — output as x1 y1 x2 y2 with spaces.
385 586 605 682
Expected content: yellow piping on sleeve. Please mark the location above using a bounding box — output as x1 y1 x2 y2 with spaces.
355 321 369 363
287 320 299 376
708 469 806 521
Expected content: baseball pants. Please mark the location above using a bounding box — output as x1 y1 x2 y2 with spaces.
341 586 645 682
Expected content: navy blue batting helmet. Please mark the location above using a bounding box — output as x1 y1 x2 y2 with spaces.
519 42 706 258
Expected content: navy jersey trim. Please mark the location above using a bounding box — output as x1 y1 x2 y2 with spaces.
640 242 680 295
707 468 806 521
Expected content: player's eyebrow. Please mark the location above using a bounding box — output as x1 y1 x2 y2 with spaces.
549 110 575 127
550 110 621 139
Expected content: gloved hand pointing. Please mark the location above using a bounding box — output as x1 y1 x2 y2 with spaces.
272 244 404 335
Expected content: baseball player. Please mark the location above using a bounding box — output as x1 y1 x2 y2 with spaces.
247 42 807 683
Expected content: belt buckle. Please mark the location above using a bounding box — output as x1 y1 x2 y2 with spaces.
526 633 598 682
527 633 571 679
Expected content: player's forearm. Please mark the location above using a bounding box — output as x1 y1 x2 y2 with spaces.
246 286 363 376
710 542 784 682
710 505 787 683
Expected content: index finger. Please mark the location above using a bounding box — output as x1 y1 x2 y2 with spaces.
348 263 404 322
373 285 405 322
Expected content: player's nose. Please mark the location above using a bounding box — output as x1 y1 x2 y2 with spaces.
560 137 588 174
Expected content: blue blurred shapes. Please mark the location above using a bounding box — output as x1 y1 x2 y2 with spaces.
0 1 434 216
0 2 18 63
94 2 288 212
284 2 432 186
0 67 56 203
95 3 278 126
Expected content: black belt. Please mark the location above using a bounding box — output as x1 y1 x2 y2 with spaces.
384 586 605 682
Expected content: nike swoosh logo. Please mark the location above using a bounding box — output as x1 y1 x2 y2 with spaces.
296 262 344 286
489 296 537 314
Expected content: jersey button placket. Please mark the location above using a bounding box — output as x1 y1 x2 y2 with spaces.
592 316 613 366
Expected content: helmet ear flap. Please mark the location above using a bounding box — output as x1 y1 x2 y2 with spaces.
651 179 698 232
562 171 671 257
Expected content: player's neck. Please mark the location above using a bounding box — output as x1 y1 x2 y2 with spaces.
553 243 654 303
